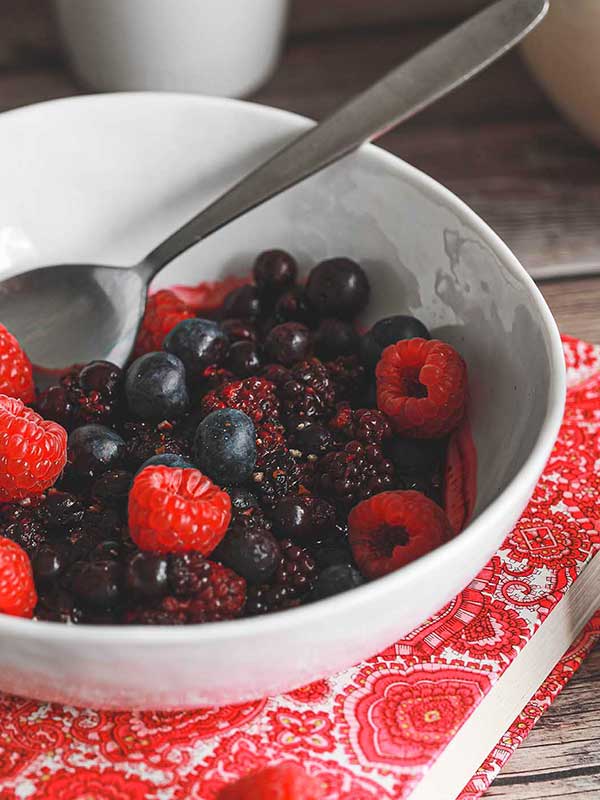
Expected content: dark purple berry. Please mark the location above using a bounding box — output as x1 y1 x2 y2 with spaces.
32 544 65 584
312 535 354 570
67 424 126 480
221 285 261 319
213 526 281 584
125 352 189 421
264 323 311 367
89 539 121 561
164 318 229 374
253 249 297 296
91 470 132 504
226 487 259 510
168 553 210 597
314 319 360 360
227 341 261 377
360 315 431 369
274 287 316 326
69 560 123 608
36 385 74 428
44 491 85 530
310 564 364 601
79 360 123 399
221 318 257 343
290 420 334 456
270 495 336 544
126 552 169 599
306 258 369 319
136 453 194 474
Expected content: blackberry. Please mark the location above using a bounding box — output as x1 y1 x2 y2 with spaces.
252 448 303 509
43 490 85 530
1 503 47 554
160 562 246 623
329 404 391 445
256 421 287 465
260 364 293 387
125 608 186 625
168 553 211 597
325 355 366 404
226 487 259 511
200 364 236 390
122 420 190 470
316 441 394 509
279 359 335 420
245 583 299 616
201 377 280 425
275 539 317 599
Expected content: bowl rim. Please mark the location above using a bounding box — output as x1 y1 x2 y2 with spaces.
0 91 567 644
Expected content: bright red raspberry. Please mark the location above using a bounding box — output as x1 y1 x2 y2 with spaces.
348 490 453 579
444 417 478 535
163 561 246 623
0 396 67 501
217 763 323 800
167 275 251 314
376 338 467 438
133 290 195 357
128 466 231 554
201 377 279 425
0 537 37 617
0 324 34 403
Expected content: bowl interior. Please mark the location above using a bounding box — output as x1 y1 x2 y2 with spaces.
0 93 557 520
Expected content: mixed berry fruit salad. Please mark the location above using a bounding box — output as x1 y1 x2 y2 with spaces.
0 251 473 625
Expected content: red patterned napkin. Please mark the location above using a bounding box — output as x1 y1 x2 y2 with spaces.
1 336 599 800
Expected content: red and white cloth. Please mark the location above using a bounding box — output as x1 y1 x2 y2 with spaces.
0 336 599 800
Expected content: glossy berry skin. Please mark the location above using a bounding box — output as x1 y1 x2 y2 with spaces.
227 341 261 377
214 526 281 584
376 338 467 438
306 257 369 319
69 560 123 608
264 322 312 367
253 249 298 296
217 763 323 800
221 317 257 344
0 395 67 501
125 351 189 421
270 495 336 544
125 552 169 599
226 487 259 510
134 289 195 357
360 315 431 369
314 318 360 360
194 409 257 487
0 323 35 403
0 537 37 617
67 424 126 480
310 563 364 601
275 286 316 326
128 466 231 554
32 543 65 584
349 490 453 579
79 360 123 400
164 318 229 375
290 420 334 456
221 285 261 319
137 453 194 474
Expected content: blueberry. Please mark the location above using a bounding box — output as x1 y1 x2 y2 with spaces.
270 495 336 543
387 436 445 474
67 424 126 479
314 318 360 360
213 526 281 584
306 258 369 319
227 341 261 377
126 552 168 599
164 318 229 375
69 560 123 608
136 453 194 474
310 564 364 601
221 285 261 319
264 322 312 367
360 315 431 369
125 352 189 421
253 249 297 296
226 487 259 510
194 409 256 486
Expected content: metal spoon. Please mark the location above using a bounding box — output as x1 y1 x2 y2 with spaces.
0 0 548 375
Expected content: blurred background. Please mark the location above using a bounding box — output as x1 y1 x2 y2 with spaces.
1 0 600 340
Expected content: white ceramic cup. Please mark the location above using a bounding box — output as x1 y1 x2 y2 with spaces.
54 0 289 97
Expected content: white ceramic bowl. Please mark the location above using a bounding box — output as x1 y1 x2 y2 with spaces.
0 94 565 710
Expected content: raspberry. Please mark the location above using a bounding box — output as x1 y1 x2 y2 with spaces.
0 537 37 617
167 276 251 314
0 396 67 501
128 466 231 554
217 763 323 800
348 490 453 579
325 355 366 403
329 403 391 445
201 377 280 425
315 441 394 510
0 324 34 404
159 561 246 623
376 338 467 438
133 290 195 357
279 359 335 419
444 418 477 535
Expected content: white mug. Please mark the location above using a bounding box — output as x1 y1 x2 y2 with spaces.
54 0 289 98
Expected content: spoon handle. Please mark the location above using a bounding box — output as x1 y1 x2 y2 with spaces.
140 0 548 279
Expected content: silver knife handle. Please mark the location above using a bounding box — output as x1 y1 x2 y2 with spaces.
142 0 549 276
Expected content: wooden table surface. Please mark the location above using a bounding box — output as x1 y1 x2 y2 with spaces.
2 4 600 799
